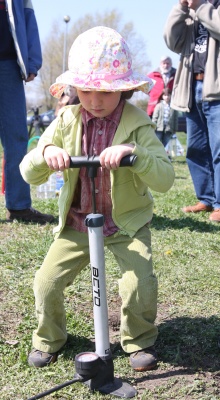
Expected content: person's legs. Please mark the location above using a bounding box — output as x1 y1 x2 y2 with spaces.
0 60 31 209
106 225 158 353
106 225 158 371
203 100 220 209
185 81 215 207
31 227 90 355
155 130 163 143
30 225 157 369
0 60 54 224
162 131 172 148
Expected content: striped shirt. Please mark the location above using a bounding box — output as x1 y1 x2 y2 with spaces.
66 100 125 236
163 101 170 129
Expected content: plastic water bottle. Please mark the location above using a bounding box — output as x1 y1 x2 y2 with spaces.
37 173 57 199
55 171 64 194
170 135 178 158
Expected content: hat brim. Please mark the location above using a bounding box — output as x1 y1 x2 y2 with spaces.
50 70 154 99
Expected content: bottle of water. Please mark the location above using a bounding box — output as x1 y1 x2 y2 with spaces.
55 171 64 195
37 173 57 199
170 135 178 158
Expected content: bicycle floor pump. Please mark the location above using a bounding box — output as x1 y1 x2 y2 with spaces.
27 155 137 400
71 155 137 398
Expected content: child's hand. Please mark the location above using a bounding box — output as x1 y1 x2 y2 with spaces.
99 144 134 170
43 145 70 171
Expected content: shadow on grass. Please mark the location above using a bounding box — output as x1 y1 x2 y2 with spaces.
56 317 220 393
173 160 187 164
152 214 220 233
156 315 220 371
132 315 220 387
128 315 220 388
63 315 220 372
61 333 95 361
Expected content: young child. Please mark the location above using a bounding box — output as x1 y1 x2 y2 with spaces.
20 26 175 371
152 87 178 147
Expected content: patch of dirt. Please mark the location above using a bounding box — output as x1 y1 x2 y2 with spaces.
107 300 220 397
0 290 22 340
0 223 13 239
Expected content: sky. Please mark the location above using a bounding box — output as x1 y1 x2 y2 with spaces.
33 0 180 72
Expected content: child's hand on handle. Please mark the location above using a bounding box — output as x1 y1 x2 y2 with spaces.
99 144 135 170
43 145 70 171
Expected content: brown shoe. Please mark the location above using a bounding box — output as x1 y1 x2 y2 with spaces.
129 346 158 372
182 202 213 213
28 348 58 368
6 207 55 224
209 209 220 222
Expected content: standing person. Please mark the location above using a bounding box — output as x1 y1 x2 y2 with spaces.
0 0 54 224
164 0 220 222
147 56 176 118
152 87 178 148
20 26 175 370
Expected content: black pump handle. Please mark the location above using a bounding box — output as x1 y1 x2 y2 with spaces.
69 154 137 168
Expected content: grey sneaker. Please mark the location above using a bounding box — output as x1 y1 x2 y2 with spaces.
28 349 58 368
129 346 158 371
6 207 55 224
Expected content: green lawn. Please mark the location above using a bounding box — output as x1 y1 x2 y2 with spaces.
1 134 220 399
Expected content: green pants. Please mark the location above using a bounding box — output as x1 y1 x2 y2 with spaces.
32 225 158 354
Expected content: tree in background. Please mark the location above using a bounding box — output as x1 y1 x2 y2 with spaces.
26 10 150 111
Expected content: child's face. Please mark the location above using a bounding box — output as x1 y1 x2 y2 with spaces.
163 94 171 103
77 90 121 118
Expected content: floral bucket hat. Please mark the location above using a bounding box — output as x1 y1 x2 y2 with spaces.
50 26 154 98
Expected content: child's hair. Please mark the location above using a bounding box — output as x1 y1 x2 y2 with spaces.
121 90 135 100
159 87 172 102
162 88 172 96
64 85 75 97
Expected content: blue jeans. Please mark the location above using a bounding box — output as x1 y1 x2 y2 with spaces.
186 80 220 209
155 130 172 147
0 60 31 210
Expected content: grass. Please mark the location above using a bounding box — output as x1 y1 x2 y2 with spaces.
1 133 220 399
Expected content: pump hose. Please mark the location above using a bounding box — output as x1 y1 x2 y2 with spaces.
27 376 85 400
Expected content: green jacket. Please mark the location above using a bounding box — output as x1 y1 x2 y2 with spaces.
20 102 175 237
164 2 220 112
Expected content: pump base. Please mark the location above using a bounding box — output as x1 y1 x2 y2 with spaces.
98 377 137 398
75 355 137 398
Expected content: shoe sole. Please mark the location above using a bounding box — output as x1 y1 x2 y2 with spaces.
131 362 158 372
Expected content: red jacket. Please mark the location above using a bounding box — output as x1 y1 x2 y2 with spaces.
147 67 176 117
